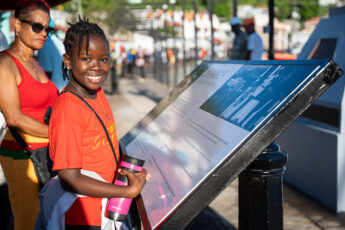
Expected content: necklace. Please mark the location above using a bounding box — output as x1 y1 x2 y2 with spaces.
29 59 38 74
69 80 95 99
17 50 38 76
26 59 38 78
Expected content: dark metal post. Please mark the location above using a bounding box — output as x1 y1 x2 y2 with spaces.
110 61 118 94
239 142 287 230
182 0 186 77
193 0 198 64
163 4 169 86
151 19 158 80
268 0 275 60
232 0 237 17
208 0 215 60
171 2 178 86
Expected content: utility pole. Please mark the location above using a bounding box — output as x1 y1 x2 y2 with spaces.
193 0 198 63
268 0 275 60
170 0 178 85
233 0 237 17
208 0 215 60
163 3 169 85
182 0 186 77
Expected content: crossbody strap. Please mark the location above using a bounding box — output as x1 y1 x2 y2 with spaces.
8 127 32 157
60 90 119 170
8 106 52 155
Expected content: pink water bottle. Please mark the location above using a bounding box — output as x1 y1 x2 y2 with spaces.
105 155 145 222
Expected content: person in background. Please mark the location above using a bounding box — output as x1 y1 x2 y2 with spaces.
136 47 146 78
242 18 263 60
229 16 247 60
127 49 135 76
0 25 10 230
0 30 8 51
0 26 6 137
120 50 128 77
37 20 68 91
0 11 11 46
0 1 59 229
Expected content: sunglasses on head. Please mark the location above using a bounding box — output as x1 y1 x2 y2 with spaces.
20 19 56 36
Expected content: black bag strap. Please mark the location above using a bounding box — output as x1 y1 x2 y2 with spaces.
60 90 119 169
8 106 53 156
8 127 32 156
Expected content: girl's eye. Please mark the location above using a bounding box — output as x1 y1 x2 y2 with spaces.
81 57 90 61
101 58 109 62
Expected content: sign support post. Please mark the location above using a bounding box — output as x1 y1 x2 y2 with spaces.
239 142 287 230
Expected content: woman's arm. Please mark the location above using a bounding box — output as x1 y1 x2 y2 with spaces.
59 168 147 199
0 55 49 137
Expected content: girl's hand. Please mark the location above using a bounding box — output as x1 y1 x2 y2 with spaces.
118 168 147 198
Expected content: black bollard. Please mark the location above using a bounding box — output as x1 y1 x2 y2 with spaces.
110 65 118 95
238 142 287 230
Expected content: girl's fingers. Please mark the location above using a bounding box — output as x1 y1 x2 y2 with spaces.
117 168 125 175
118 168 148 183
141 168 147 175
118 169 133 177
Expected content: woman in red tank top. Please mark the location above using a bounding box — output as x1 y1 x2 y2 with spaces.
0 1 58 229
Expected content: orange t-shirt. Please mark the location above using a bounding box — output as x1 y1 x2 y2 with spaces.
49 88 119 226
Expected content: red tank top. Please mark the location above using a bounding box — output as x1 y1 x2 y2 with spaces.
5 51 58 123
0 51 58 150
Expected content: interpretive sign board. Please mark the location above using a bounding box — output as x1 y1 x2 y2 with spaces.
120 60 343 229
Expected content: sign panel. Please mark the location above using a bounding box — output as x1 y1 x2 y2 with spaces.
120 60 343 229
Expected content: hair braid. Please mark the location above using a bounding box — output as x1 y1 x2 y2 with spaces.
62 16 109 81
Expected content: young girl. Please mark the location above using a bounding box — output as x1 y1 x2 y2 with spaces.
48 18 147 229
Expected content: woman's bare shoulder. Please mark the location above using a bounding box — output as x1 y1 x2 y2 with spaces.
0 51 13 64
0 51 18 76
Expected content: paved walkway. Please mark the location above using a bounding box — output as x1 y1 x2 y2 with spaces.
104 74 345 230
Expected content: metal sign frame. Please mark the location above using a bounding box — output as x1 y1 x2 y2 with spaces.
120 59 343 230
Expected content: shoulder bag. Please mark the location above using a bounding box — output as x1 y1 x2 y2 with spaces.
9 107 54 187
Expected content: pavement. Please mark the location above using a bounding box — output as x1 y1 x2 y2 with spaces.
103 73 345 230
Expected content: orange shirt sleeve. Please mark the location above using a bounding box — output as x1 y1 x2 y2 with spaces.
49 95 89 170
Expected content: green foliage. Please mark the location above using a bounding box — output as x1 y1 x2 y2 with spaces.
81 0 110 13
61 0 137 33
213 0 231 19
275 0 292 20
174 0 230 19
106 3 138 33
237 0 328 22
297 0 328 21
238 0 266 7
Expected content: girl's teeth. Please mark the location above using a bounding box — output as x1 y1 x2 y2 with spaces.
88 76 101 80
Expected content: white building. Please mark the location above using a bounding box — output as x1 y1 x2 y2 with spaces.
127 8 231 60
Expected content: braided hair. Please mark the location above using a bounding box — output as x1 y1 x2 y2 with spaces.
15 0 50 20
62 17 109 81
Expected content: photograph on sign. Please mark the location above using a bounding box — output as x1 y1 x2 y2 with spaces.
121 60 333 229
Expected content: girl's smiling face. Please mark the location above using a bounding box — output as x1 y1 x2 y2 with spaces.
65 35 110 94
